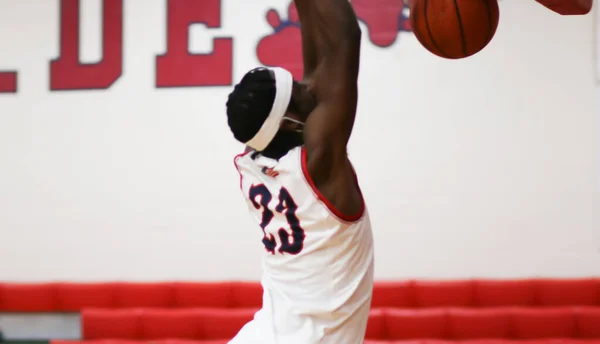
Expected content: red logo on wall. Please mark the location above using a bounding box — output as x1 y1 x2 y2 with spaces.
256 1 412 80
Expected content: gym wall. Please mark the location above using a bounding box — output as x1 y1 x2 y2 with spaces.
0 0 597 282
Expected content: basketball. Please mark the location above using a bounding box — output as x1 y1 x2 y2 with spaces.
410 0 500 59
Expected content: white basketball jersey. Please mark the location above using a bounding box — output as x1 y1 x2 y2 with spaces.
232 146 374 344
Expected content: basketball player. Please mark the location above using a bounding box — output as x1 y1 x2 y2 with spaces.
225 0 374 342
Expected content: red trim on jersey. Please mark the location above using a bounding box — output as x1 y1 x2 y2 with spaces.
233 150 251 190
300 147 365 222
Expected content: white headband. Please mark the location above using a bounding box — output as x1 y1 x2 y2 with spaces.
245 67 293 151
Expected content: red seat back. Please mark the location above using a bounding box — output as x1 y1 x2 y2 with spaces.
0 283 57 311
447 308 510 339
172 282 233 308
114 283 174 308
413 281 475 308
385 309 447 339
577 307 600 338
230 282 263 308
512 308 577 339
140 309 201 339
474 280 535 307
82 309 140 339
57 283 116 311
371 281 414 308
536 279 599 306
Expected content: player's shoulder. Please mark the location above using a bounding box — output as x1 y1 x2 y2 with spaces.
234 146 303 173
233 150 251 166
233 149 256 178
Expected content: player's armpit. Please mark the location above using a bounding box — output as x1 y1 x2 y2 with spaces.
302 97 356 186
303 35 360 158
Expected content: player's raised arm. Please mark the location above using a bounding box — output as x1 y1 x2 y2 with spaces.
294 0 361 80
293 0 318 77
295 0 362 175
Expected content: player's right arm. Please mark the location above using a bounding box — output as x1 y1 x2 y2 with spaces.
293 0 318 77
294 0 360 80
294 0 364 217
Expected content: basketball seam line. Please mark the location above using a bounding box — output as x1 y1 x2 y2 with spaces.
423 0 450 58
452 0 468 57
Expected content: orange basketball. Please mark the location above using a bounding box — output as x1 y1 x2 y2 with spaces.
410 0 500 59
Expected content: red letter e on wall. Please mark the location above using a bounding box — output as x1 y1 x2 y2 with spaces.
50 0 123 90
156 0 233 87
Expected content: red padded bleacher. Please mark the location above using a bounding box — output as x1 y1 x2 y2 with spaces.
0 282 263 312
371 279 600 308
81 308 254 340
80 307 600 340
372 307 600 340
2 279 599 312
52 339 600 344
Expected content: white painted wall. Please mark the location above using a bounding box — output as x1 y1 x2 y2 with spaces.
0 0 597 282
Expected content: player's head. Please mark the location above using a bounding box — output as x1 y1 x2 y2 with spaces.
226 67 315 158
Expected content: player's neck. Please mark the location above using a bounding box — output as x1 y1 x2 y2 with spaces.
261 143 301 160
260 132 304 160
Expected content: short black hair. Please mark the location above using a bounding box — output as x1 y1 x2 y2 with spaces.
226 67 276 143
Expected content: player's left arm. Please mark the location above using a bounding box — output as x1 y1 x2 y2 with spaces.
298 0 363 216
300 0 362 157
294 0 319 77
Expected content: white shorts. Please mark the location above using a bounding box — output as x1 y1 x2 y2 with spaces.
228 308 275 344
230 273 372 344
227 303 370 344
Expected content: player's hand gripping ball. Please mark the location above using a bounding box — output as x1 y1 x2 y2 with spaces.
410 0 499 59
